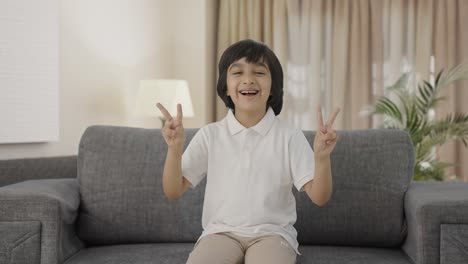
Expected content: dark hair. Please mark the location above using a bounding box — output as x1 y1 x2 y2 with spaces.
216 39 284 115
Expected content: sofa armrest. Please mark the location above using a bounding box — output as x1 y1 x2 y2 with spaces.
0 179 84 264
0 156 77 187
402 181 468 264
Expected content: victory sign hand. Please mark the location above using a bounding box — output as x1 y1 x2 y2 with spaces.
314 105 340 158
156 103 185 149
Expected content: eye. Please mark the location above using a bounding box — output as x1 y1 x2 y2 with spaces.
232 72 242 75
256 72 266 75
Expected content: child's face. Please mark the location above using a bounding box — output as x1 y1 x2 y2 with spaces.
226 57 272 114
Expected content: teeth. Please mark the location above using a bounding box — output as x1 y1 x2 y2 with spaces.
240 91 258 94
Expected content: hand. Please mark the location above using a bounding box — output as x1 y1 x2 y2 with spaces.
314 105 340 158
156 103 185 149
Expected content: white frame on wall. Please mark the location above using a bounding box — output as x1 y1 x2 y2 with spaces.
0 0 59 144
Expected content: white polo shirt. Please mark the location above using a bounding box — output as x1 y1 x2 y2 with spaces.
182 107 315 254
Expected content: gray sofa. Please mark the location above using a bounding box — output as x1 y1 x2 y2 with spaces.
1 125 467 264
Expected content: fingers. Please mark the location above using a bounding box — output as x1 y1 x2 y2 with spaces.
163 119 182 131
317 106 341 134
316 126 338 143
317 105 326 133
317 105 324 127
156 103 173 121
161 118 183 141
156 103 184 123
163 126 176 138
324 131 338 144
328 131 338 140
176 104 183 122
326 107 341 128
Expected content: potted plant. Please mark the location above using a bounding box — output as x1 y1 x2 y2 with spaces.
363 64 468 181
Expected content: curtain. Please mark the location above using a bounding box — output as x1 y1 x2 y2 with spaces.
432 0 468 181
285 0 372 130
216 0 289 120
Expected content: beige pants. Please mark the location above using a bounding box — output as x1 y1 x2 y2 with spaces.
186 232 297 264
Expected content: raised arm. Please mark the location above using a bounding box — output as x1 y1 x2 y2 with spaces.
156 103 191 200
304 106 340 207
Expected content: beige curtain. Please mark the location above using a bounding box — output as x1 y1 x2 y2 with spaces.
216 0 288 120
286 0 373 130
432 0 468 182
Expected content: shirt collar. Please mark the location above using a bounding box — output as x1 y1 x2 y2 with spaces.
226 107 276 136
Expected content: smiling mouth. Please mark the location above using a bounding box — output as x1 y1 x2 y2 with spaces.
239 90 259 97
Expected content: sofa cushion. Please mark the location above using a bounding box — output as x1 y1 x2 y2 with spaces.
63 244 413 264
63 243 193 264
77 126 205 245
295 130 413 247
297 246 413 264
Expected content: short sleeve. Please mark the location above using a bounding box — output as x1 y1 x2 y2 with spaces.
289 129 315 192
182 128 209 188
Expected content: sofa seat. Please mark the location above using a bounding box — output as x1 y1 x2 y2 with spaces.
64 243 194 264
297 246 413 264
63 243 413 264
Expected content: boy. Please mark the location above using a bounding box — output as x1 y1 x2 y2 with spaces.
157 39 339 264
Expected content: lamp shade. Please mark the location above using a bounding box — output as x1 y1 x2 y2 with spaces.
135 79 194 118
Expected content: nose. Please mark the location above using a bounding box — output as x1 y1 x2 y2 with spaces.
242 74 255 84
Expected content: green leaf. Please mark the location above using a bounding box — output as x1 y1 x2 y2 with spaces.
435 69 443 86
365 63 468 181
372 97 404 126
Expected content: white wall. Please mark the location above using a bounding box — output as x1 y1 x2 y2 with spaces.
0 0 217 159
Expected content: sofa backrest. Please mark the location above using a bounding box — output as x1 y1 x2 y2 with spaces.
77 125 414 247
296 129 414 247
77 126 205 245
